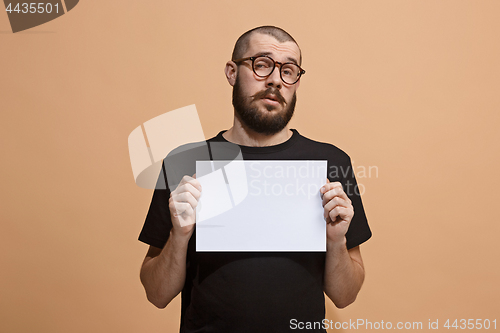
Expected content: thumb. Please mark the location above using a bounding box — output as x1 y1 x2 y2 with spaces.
326 178 330 183
192 173 196 179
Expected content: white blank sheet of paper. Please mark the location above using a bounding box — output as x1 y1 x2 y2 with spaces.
195 160 327 252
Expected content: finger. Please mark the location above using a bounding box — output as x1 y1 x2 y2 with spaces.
169 201 193 217
175 175 193 192
323 195 350 208
178 175 202 192
320 181 342 194
172 203 196 227
322 187 351 206
171 191 199 208
323 198 352 219
323 196 351 212
178 182 202 201
175 177 202 195
320 179 338 198
328 206 353 224
327 206 341 223
322 193 351 209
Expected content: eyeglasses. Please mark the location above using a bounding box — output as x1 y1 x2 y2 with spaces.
233 55 305 85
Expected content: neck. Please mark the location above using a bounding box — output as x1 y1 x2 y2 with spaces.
223 117 292 147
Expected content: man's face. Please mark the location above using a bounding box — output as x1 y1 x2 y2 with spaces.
231 33 301 135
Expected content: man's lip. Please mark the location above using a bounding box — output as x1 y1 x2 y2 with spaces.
264 94 278 101
261 95 281 104
261 97 280 105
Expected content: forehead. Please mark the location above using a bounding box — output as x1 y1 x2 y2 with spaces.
245 33 301 64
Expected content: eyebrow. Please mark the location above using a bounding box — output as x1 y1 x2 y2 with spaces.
255 51 298 65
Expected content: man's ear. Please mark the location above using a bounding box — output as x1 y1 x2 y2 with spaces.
225 61 237 86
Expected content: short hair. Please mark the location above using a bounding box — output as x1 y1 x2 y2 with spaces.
231 26 302 65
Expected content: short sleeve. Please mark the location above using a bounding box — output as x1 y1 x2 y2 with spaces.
138 162 173 249
138 141 208 249
328 156 372 250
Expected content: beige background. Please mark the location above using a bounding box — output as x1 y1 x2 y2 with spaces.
1 1 499 332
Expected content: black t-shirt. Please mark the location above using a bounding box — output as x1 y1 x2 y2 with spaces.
139 129 372 333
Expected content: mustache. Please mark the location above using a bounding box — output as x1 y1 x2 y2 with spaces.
251 88 286 105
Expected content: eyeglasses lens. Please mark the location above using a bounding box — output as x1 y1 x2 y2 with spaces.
252 56 301 84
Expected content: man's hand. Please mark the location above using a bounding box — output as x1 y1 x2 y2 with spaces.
168 174 202 238
320 179 354 243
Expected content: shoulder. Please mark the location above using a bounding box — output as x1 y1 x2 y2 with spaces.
165 140 209 159
164 130 226 160
294 130 352 164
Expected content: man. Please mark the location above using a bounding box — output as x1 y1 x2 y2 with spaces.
138 26 371 332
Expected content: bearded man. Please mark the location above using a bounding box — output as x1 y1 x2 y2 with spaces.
138 26 372 333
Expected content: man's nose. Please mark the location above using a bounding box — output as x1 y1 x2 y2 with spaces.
265 67 282 89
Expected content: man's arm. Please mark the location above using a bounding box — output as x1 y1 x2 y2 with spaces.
140 234 191 308
321 179 365 308
139 175 201 309
324 244 365 308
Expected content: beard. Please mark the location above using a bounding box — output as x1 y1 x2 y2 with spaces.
232 76 296 135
